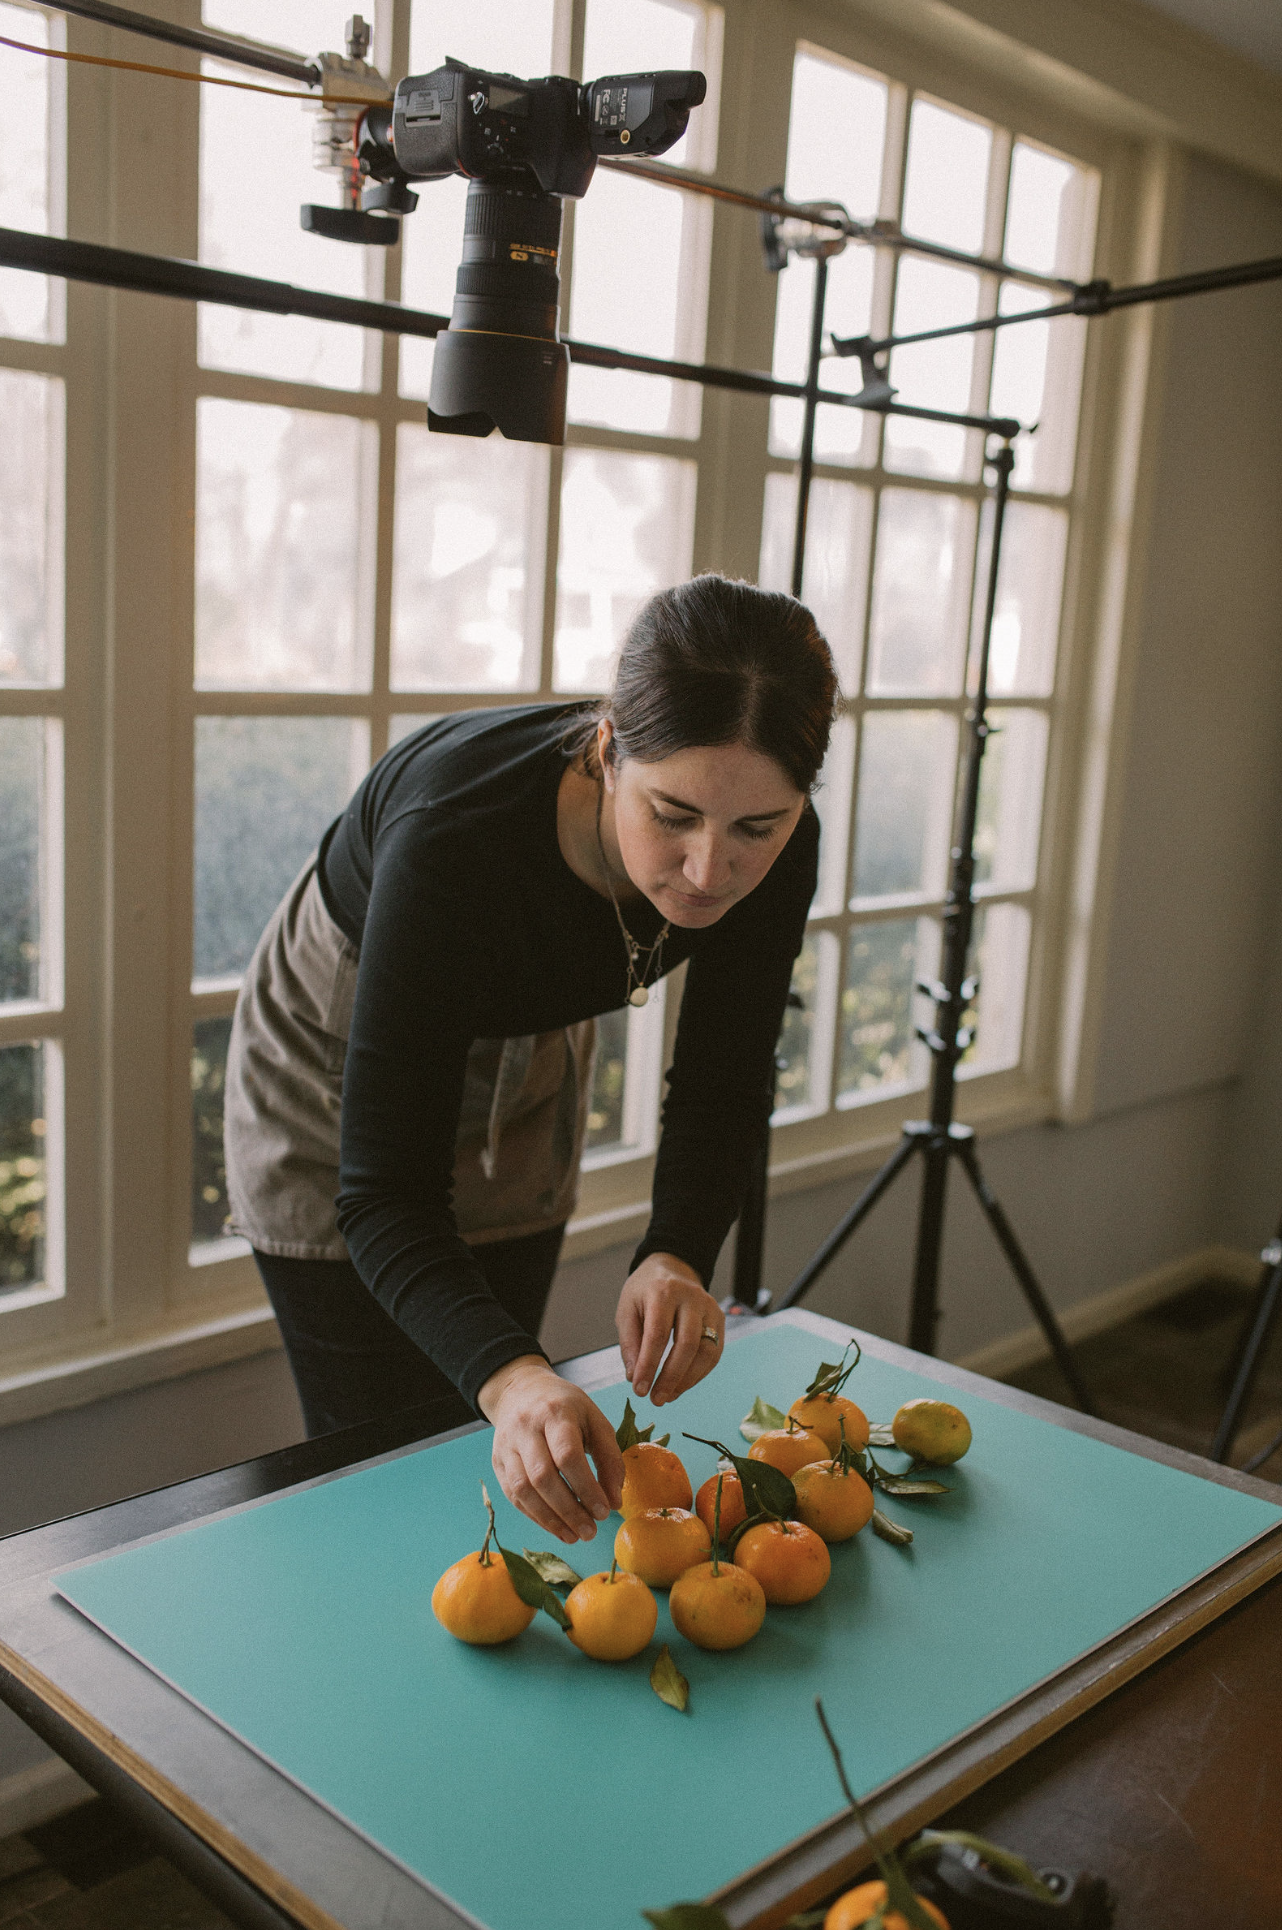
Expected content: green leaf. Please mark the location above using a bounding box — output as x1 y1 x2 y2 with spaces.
650 1644 690 1713
616 1398 652 1451
871 1507 913 1547
497 1546 572 1628
682 1432 797 1525
803 1340 862 1401
872 1473 951 1497
908 1831 1058 1905
739 1395 787 1443
641 1907 730 1930
867 1422 897 1448
521 1549 582 1590
780 1910 829 1929
655 1433 670 1448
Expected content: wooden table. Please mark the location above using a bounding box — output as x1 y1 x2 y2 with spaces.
2 1310 1279 1930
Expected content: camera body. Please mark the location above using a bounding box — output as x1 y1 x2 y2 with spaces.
351 59 704 443
390 61 703 197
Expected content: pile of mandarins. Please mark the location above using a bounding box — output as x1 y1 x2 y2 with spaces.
433 1351 972 1680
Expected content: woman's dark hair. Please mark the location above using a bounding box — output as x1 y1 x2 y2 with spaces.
570 574 838 794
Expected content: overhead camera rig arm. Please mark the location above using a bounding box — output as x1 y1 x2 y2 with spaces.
50 0 319 84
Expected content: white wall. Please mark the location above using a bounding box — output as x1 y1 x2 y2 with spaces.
3 151 1282 1815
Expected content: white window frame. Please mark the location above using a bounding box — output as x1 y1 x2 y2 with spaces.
0 0 1208 1415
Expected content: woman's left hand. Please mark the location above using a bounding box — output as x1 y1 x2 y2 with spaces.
616 1252 725 1407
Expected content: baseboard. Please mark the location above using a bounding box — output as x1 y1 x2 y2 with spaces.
956 1244 1260 1381
0 1756 95 1837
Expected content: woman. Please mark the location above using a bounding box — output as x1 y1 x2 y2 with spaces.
225 574 837 1545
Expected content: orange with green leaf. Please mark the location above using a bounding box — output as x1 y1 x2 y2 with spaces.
614 1507 711 1588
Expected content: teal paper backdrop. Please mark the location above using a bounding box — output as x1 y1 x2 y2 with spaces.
56 1326 1282 1930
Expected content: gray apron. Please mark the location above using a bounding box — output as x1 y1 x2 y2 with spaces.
224 859 596 1260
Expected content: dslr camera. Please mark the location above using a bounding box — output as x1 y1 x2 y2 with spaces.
305 29 704 444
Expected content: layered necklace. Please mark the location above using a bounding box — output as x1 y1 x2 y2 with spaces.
595 788 671 1008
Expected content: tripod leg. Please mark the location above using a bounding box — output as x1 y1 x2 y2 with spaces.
1211 1245 1282 1463
779 1135 919 1311
956 1137 1098 1416
908 1132 950 1355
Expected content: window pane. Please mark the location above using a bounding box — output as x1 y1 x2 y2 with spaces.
991 284 1086 494
867 489 976 695
774 929 838 1120
195 399 376 692
583 0 710 169
0 717 44 1003
883 260 979 479
770 49 887 463
961 901 1030 1076
811 713 855 918
401 1 557 399
901 98 991 255
193 717 368 982
573 5 716 434
784 49 888 215
972 708 1047 893
204 1 352 40
759 473 872 692
583 993 664 1159
0 1040 46 1295
971 500 1068 698
0 3 58 342
568 173 703 437
553 449 696 691
391 428 547 692
770 256 878 465
836 917 935 1103
585 1006 628 1152
0 369 63 687
851 711 956 903
389 713 442 746
1005 142 1094 279
192 1015 234 1249
199 58 370 389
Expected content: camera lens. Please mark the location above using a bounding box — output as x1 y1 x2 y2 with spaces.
428 178 570 441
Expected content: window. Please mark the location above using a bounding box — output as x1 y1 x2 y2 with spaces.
760 44 1097 1137
0 0 1125 1399
0 3 64 1316
187 0 716 1268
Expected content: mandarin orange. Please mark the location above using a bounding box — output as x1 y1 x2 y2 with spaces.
694 1469 748 1542
734 1518 831 1604
825 1879 949 1930
620 1441 693 1518
614 1507 711 1588
788 1393 870 1453
793 1458 874 1542
669 1558 766 1651
891 1399 972 1465
565 1566 657 1661
748 1423 828 1478
431 1551 536 1646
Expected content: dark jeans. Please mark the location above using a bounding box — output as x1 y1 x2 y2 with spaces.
255 1224 566 1440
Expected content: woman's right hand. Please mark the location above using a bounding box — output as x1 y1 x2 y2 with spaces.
478 1355 625 1544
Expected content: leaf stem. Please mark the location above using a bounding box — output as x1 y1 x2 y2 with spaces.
712 1474 723 1576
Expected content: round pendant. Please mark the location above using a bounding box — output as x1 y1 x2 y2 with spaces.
628 986 649 1008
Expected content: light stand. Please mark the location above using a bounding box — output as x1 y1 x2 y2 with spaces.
1212 1218 1282 1467
776 440 1095 1414
727 212 1096 1413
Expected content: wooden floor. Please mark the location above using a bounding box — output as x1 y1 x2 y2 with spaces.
1007 1273 1282 1480
0 1799 231 1929
2 1272 1279 1929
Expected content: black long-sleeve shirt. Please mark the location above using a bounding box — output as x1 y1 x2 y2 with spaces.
318 703 818 1408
